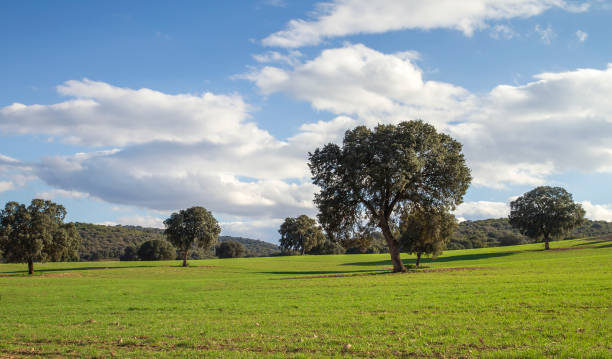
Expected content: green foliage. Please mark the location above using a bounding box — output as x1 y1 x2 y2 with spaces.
509 186 585 249
137 239 176 261
216 240 246 258
309 240 346 255
76 223 164 260
278 215 325 255
119 245 139 261
219 236 280 257
0 199 81 274
164 206 220 266
399 208 456 267
309 120 471 272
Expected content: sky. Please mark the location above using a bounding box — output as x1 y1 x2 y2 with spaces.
1 0 612 243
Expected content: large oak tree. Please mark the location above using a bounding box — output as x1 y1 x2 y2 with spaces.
0 199 82 274
309 120 471 272
164 206 220 267
509 186 585 250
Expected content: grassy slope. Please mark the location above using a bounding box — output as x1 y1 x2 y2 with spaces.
0 238 610 358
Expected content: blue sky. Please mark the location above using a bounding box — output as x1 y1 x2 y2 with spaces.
1 0 611 242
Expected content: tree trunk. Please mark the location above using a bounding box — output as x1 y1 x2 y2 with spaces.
544 237 550 250
28 260 34 275
182 250 189 267
380 219 406 273
416 252 422 268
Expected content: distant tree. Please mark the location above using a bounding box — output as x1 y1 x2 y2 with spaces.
120 245 139 261
216 241 245 258
0 199 82 274
164 206 220 267
278 215 325 255
137 239 176 261
399 208 456 267
309 120 471 272
509 186 585 250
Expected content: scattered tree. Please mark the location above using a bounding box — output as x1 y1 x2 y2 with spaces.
216 241 246 258
0 199 82 274
278 215 325 255
137 239 176 261
164 206 220 267
309 120 471 272
399 207 456 267
509 186 585 250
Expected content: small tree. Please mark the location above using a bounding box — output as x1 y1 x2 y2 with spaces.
216 241 245 258
309 120 471 272
164 206 220 267
509 186 585 250
138 239 176 261
120 245 139 261
278 215 325 255
0 199 82 274
399 207 456 268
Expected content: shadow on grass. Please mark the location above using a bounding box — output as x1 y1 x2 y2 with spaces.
0 265 156 275
342 251 515 267
259 269 388 276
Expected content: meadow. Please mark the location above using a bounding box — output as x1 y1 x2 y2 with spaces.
0 238 610 358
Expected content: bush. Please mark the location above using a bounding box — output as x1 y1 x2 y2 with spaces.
137 240 176 261
216 241 245 258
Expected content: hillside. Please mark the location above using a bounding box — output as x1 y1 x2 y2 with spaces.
76 223 279 260
448 217 612 249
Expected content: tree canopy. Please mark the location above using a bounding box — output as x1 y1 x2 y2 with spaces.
0 199 82 274
164 206 220 266
509 186 585 250
278 215 325 255
137 239 176 261
309 120 471 272
399 207 456 267
216 240 246 258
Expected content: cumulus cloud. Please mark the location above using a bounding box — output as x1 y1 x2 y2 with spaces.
454 201 510 220
245 44 612 189
34 189 91 200
0 79 264 147
580 201 612 221
263 0 588 47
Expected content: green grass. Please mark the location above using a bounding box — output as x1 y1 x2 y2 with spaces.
1 238 611 358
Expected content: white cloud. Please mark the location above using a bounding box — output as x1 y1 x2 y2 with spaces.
580 201 612 221
490 24 516 40
0 181 14 193
34 189 91 200
535 24 555 44
0 79 265 147
263 0 588 47
252 50 303 66
454 201 510 220
576 29 588 42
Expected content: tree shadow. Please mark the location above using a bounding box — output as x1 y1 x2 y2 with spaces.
342 251 515 267
259 269 388 276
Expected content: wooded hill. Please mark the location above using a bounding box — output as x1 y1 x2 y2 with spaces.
76 223 280 260
74 218 612 260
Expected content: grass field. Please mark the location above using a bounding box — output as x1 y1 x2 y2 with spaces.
0 238 610 358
